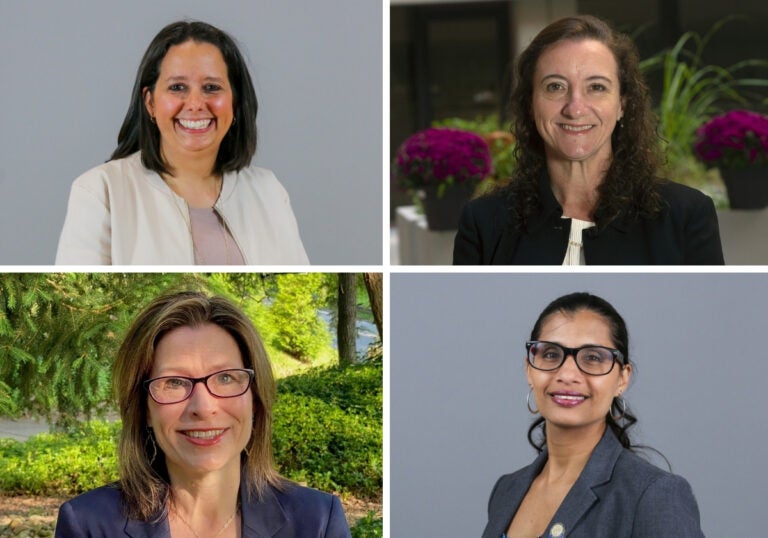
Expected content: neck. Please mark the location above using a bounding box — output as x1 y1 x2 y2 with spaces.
540 421 606 485
546 154 611 221
168 463 241 523
160 148 223 209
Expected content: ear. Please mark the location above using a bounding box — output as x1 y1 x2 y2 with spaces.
525 360 533 387
617 363 632 395
143 87 154 118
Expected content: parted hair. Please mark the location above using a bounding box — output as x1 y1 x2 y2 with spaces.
110 20 258 176
113 291 283 521
502 14 664 230
527 292 638 452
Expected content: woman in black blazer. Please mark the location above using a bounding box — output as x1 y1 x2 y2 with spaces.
55 292 350 538
482 292 703 537
454 15 724 265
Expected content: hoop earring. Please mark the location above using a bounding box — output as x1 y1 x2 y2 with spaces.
526 388 539 414
611 397 627 421
146 427 158 465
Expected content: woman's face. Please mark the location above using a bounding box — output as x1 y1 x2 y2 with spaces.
144 40 234 167
147 323 253 481
526 309 631 434
531 38 624 166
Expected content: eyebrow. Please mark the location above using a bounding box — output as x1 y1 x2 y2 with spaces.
163 75 227 83
540 74 614 84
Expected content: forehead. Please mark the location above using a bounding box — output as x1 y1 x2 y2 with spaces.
159 40 229 77
534 38 618 80
538 309 614 345
151 322 244 373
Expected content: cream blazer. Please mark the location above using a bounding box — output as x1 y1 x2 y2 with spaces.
55 152 309 265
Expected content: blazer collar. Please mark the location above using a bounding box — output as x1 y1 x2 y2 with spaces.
543 428 624 536
124 479 288 537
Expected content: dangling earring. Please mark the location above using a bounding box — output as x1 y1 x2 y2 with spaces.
232 116 237 126
611 396 627 421
526 388 539 414
146 427 158 465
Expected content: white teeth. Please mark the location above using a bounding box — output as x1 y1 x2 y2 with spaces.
554 394 585 400
178 118 212 130
185 429 224 439
561 124 593 132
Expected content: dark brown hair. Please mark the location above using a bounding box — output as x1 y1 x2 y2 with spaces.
113 291 283 521
110 21 258 176
502 14 663 230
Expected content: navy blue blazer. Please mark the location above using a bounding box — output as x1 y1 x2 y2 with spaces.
481 429 704 538
453 176 724 265
55 481 350 537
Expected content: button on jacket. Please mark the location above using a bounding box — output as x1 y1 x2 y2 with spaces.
453 177 724 265
482 428 704 538
55 482 350 537
55 152 310 265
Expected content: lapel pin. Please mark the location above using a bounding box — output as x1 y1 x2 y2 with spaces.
548 522 565 537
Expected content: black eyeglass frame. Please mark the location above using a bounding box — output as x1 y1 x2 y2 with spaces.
525 340 625 376
143 368 255 405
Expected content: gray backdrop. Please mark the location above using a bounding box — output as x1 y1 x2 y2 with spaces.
391 273 768 537
0 0 381 265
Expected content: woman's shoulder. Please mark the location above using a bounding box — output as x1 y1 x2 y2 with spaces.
71 152 148 190
59 483 123 516
269 482 341 510
613 448 695 496
657 180 715 209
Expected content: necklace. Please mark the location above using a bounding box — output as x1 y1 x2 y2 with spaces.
173 505 239 538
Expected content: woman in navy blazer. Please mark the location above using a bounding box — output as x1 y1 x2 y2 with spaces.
482 292 703 537
453 15 724 266
55 292 350 538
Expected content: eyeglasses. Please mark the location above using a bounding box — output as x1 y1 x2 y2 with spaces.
526 341 623 376
144 368 255 405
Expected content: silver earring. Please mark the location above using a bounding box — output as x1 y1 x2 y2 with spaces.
146 427 158 465
611 397 627 421
526 388 539 414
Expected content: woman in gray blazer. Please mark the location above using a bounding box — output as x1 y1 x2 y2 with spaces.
55 292 349 537
482 292 703 538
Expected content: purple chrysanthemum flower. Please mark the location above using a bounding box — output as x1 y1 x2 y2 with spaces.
694 110 768 169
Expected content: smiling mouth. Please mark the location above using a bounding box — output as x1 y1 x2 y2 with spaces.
559 124 594 132
550 392 588 407
176 118 213 130
182 429 225 440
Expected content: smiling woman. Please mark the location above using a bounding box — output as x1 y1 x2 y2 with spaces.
482 292 703 538
55 21 309 265
54 291 350 537
453 15 724 265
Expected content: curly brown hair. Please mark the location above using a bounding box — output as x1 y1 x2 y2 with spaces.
502 14 663 230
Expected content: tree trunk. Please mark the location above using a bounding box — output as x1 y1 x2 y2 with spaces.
363 273 383 339
337 273 357 365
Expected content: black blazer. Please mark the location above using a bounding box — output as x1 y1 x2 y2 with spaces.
453 178 725 265
55 481 350 537
482 429 704 538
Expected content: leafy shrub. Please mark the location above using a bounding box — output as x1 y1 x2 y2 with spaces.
351 511 383 538
273 394 382 498
0 421 119 495
278 362 382 420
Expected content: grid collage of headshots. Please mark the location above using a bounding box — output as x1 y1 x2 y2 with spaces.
1 1 767 537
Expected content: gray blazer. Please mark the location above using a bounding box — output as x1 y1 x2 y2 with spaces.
481 429 704 538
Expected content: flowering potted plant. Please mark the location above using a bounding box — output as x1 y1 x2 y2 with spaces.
694 109 768 209
393 127 493 230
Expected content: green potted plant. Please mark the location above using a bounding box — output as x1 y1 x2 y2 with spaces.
392 127 492 230
694 109 768 209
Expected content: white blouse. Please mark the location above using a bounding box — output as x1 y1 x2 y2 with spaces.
561 217 596 266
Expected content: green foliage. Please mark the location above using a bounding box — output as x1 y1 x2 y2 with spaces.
350 511 383 538
640 18 768 171
268 274 332 361
0 421 119 495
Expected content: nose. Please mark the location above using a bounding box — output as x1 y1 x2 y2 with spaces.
185 87 205 110
556 353 582 381
184 381 217 417
561 89 586 118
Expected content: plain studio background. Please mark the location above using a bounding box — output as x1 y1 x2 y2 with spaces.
0 0 381 265
390 272 768 537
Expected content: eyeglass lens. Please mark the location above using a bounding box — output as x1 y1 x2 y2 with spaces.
148 369 252 404
528 342 615 375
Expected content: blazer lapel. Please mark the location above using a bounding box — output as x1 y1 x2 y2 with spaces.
543 429 623 537
124 516 170 538
240 485 289 537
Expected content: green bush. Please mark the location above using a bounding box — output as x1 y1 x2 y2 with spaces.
272 394 382 498
278 362 382 420
0 421 119 495
351 511 383 538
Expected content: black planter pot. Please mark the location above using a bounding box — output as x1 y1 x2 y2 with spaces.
419 182 476 231
721 166 768 209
